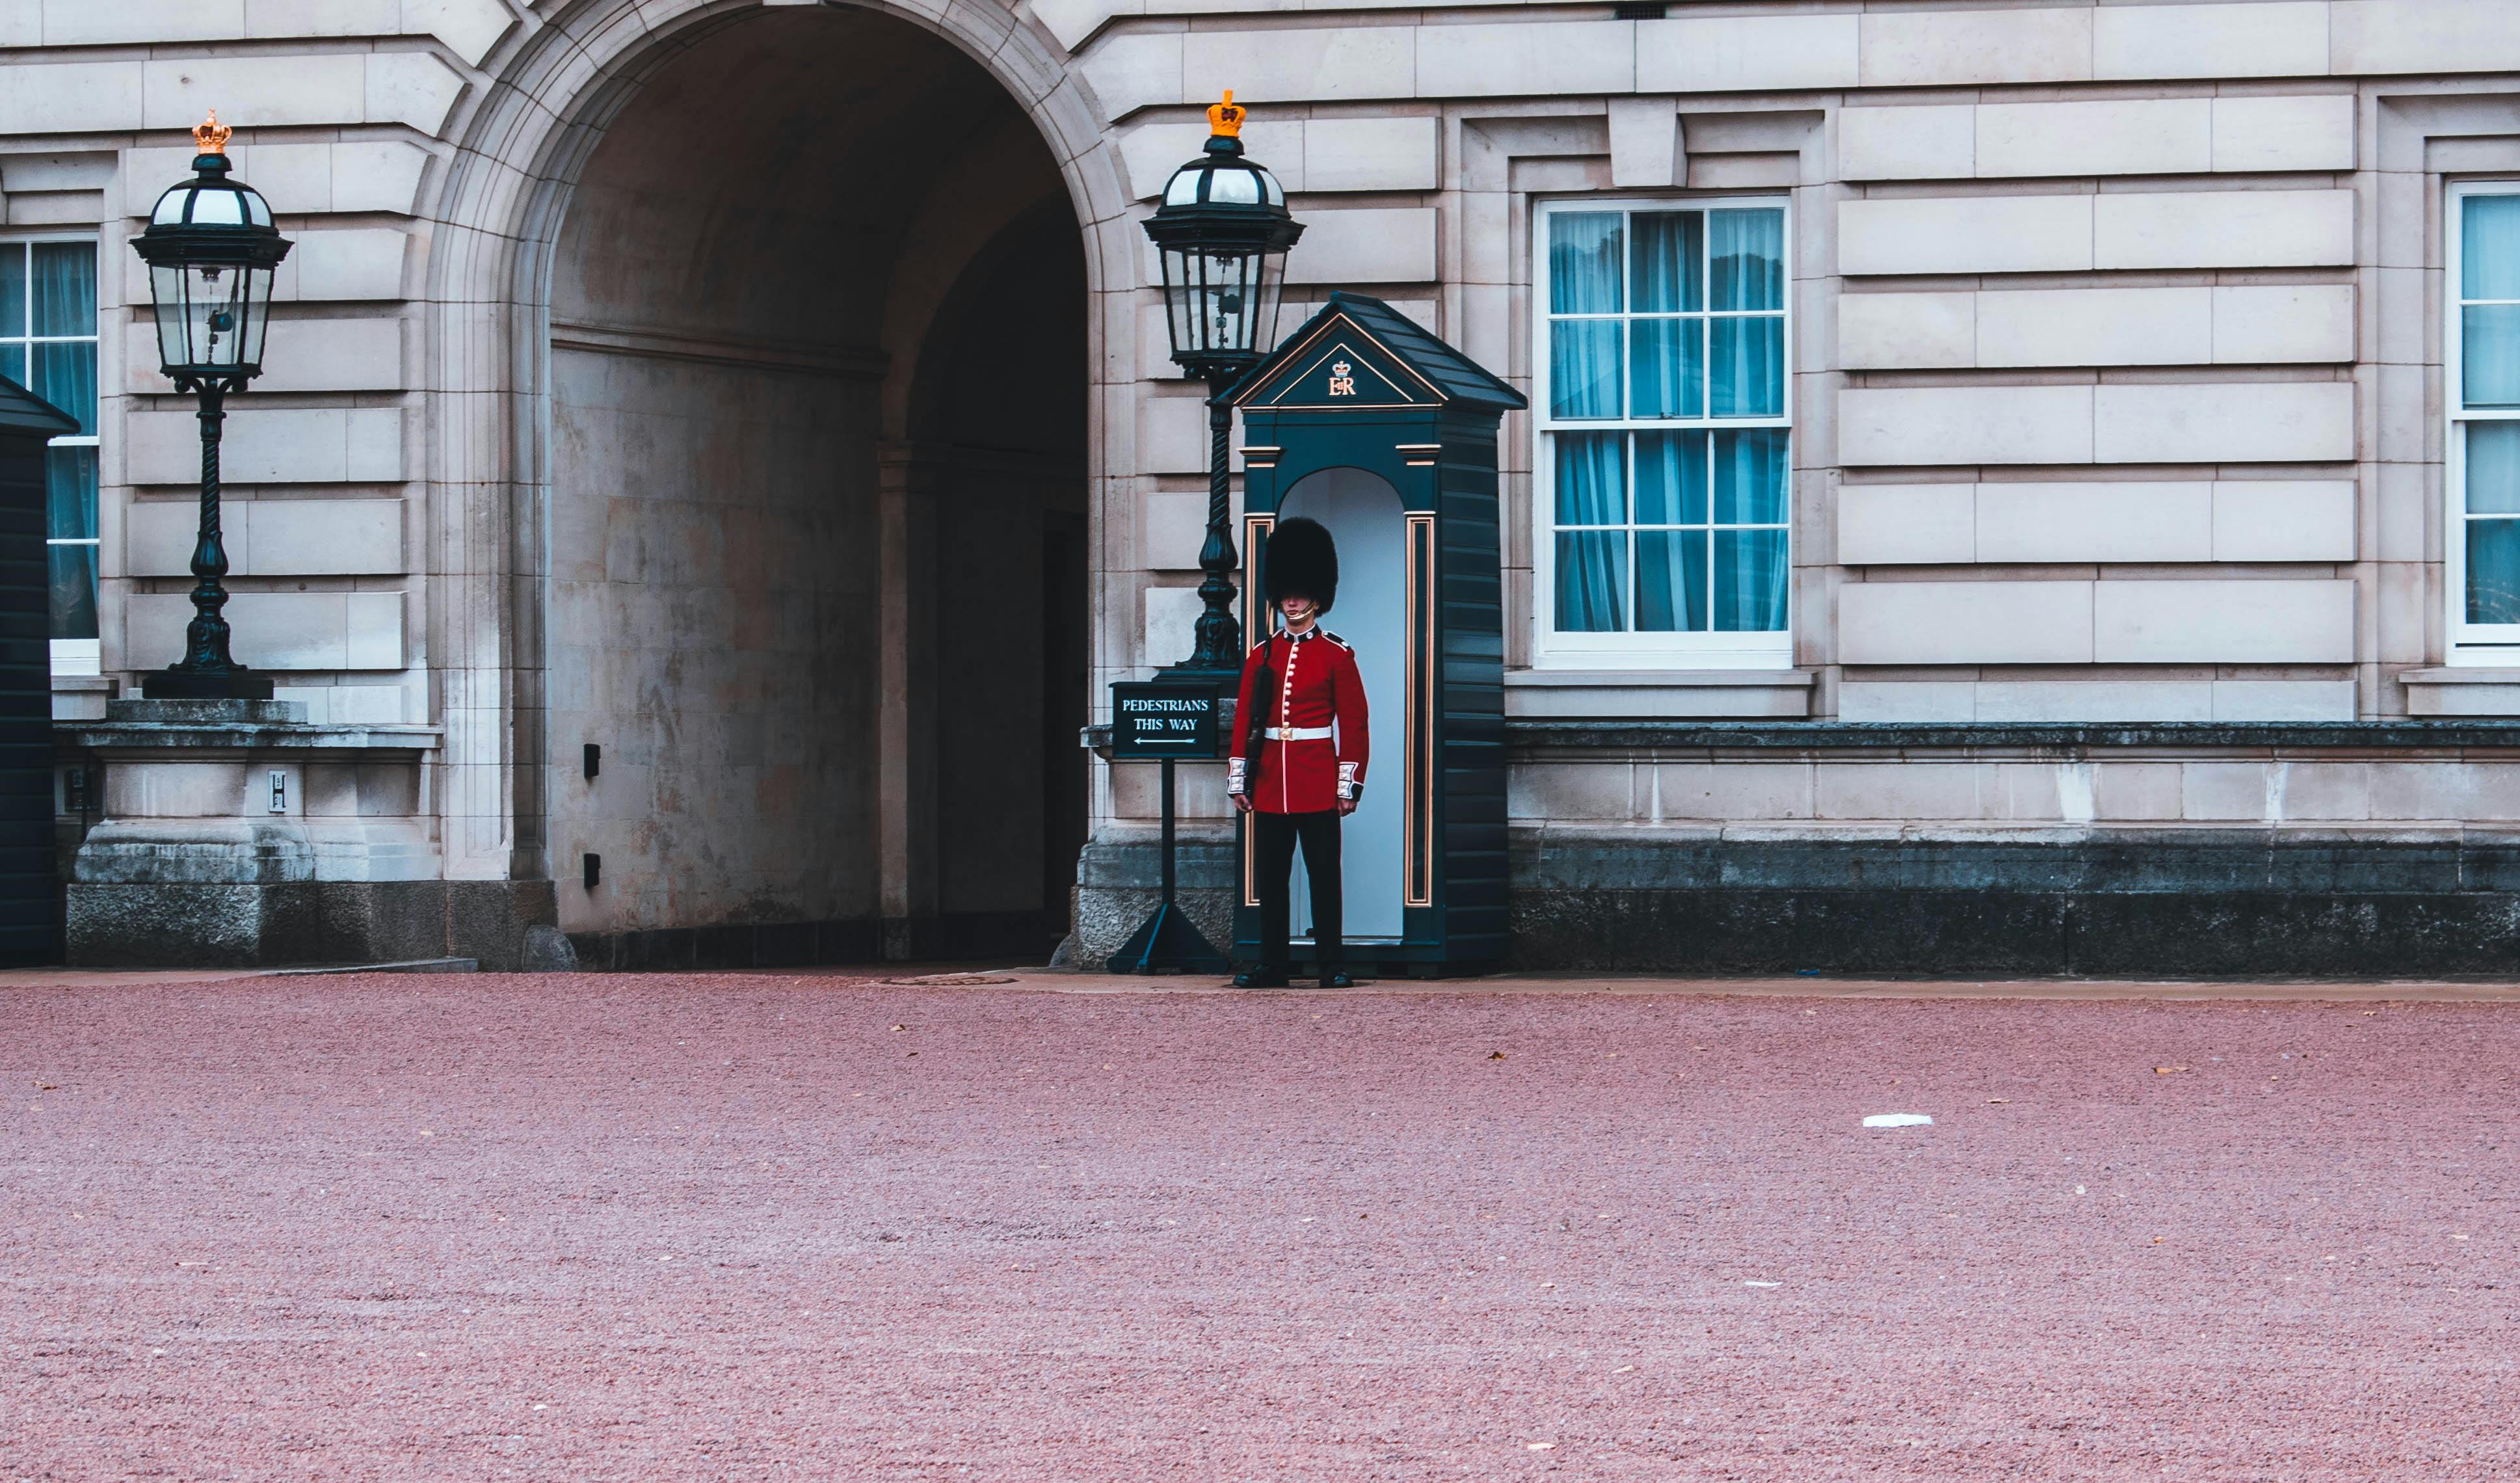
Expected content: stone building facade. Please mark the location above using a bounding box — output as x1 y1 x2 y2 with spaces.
24 0 2520 970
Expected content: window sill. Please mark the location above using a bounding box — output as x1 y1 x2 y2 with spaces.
50 674 115 723
2401 667 2520 717
1505 668 1814 720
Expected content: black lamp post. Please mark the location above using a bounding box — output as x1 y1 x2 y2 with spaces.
1143 91 1304 678
130 113 293 701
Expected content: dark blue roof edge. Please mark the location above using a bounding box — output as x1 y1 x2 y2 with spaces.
1228 291 1527 411
0 373 78 437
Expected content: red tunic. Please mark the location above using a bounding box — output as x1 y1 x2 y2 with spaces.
1227 626 1369 815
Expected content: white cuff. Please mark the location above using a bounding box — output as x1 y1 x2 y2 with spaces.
1227 756 1247 795
1336 762 1360 801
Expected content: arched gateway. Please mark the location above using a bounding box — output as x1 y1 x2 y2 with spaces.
425 0 1126 965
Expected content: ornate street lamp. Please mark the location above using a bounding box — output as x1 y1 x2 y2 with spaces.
1143 91 1304 677
130 113 293 701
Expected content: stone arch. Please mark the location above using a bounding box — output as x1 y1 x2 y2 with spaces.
413 0 1128 956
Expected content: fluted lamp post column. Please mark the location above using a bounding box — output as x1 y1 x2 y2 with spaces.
1142 92 1305 679
130 113 294 701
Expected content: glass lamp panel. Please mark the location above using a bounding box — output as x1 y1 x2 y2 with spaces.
1633 431 1707 524
1636 529 1708 632
148 264 188 369
1160 246 1195 360
1548 213 1623 315
152 189 189 226
189 190 245 226
2464 304 2520 408
245 192 272 228
1710 208 1785 312
1710 315 1784 418
1628 317 1703 419
0 247 23 340
1208 170 1260 205
1712 429 1789 524
1713 528 1789 631
1199 250 1257 354
1548 319 1621 419
1258 170 1282 206
241 265 275 367
179 263 253 368
1630 211 1703 313
2465 194 2520 302
1252 250 1286 356
1164 170 1202 206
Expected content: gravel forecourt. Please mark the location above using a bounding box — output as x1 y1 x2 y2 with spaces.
4 972 2517 1480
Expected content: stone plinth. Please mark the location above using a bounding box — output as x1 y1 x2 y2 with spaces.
62 699 565 969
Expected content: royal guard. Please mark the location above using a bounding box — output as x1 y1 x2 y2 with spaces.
1228 517 1368 988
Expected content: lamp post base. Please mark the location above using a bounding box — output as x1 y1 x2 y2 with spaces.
141 668 274 701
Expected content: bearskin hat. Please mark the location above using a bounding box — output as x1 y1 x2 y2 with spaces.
1264 516 1339 613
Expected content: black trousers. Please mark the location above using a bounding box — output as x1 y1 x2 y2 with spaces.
1253 809 1342 972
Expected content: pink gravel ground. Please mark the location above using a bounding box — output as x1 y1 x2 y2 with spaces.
3 971 2518 1480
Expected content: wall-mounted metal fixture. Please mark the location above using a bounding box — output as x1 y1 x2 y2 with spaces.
583 852 600 889
267 770 287 813
583 743 600 781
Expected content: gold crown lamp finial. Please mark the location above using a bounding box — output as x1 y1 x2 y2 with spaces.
193 111 232 157
1206 90 1245 139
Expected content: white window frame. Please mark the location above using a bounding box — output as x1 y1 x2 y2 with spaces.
2447 181 2520 666
0 234 103 677
1532 194 1794 671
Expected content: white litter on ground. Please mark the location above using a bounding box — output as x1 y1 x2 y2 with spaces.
1744 1280 1781 1288
1862 1113 1934 1129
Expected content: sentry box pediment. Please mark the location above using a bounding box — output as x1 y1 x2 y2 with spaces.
1227 293 1525 974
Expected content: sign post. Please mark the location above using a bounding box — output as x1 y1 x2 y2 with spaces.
1104 678 1230 974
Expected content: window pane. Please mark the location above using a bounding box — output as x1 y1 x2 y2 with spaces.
1636 529 1708 632
1553 432 1626 526
47 542 98 642
1710 316 1784 418
2466 305 2520 408
1628 317 1702 419
2465 194 2520 302
0 245 21 340
33 341 94 434
1630 211 1703 313
45 446 95 541
0 344 21 387
1710 208 1784 312
1548 212 1623 315
1549 319 1622 419
1555 531 1628 632
1713 528 1789 632
2469 422 2520 514
31 242 96 338
1714 429 1789 524
2470 520 2520 624
1634 431 1707 525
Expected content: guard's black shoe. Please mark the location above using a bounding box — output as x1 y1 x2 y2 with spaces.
1320 971 1355 989
1233 969 1290 988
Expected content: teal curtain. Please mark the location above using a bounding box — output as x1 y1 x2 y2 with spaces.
1714 430 1789 632
46 447 97 640
1630 211 1701 312
31 243 95 433
1554 433 1626 632
1628 317 1700 418
1637 531 1706 632
1549 213 1623 419
2469 422 2520 623
1633 431 1707 524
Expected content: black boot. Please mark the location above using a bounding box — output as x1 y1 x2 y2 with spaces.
1234 967 1290 988
1319 969 1354 989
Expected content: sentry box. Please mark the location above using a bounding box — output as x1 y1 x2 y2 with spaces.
1227 293 1524 976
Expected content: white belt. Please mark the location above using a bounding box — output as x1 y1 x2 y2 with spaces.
1264 726 1334 741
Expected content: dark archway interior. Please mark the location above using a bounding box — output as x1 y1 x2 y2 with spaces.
544 7 1088 965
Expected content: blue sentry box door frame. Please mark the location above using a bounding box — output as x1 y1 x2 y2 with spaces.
1226 294 1521 974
